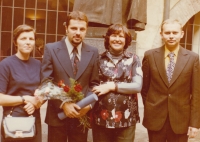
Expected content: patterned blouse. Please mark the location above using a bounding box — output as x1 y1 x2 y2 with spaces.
93 51 141 128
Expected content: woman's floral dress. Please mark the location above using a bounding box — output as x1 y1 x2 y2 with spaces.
93 51 141 128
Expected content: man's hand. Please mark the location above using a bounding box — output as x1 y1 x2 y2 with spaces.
77 105 91 117
187 127 199 138
62 102 80 118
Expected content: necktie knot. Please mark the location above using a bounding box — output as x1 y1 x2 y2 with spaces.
72 47 78 54
168 52 175 59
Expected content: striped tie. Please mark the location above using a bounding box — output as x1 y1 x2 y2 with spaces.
166 52 175 83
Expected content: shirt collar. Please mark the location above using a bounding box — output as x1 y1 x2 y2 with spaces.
164 46 179 58
65 36 82 57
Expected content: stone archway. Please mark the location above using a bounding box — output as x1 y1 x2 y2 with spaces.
153 0 200 48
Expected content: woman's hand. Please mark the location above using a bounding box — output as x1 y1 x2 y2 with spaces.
24 95 42 109
92 82 115 96
23 102 35 115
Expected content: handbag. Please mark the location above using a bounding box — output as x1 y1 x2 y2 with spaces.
2 107 36 140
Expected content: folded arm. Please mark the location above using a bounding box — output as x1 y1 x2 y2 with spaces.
0 93 41 114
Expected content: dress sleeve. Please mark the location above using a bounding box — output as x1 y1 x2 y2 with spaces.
117 54 142 94
0 61 10 93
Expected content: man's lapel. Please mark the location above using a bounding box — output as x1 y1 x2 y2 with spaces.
169 47 190 87
75 43 94 80
153 46 169 87
53 39 74 77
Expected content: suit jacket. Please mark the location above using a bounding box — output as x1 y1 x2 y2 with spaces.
141 46 200 134
41 38 99 126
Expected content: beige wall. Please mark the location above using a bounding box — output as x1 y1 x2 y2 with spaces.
170 0 180 8
136 0 164 58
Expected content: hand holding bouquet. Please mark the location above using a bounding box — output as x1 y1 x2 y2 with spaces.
34 78 98 132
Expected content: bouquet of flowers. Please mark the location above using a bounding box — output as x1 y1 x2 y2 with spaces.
35 78 95 132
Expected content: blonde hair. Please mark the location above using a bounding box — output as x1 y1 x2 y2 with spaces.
161 19 183 32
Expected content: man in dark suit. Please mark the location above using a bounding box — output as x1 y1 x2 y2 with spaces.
141 18 200 142
41 11 99 142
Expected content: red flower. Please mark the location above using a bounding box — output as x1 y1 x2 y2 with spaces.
74 84 82 92
101 109 109 120
58 80 64 87
57 79 84 102
115 111 122 122
63 85 70 92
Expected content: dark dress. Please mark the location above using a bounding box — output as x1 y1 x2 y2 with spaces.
0 55 41 142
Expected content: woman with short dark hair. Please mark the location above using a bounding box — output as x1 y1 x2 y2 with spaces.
92 24 142 142
0 24 42 142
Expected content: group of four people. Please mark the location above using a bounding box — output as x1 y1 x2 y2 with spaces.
0 10 199 142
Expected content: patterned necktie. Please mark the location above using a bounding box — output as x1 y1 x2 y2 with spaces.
71 48 79 76
166 52 175 83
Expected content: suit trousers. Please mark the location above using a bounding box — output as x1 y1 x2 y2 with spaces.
147 116 188 142
92 123 136 142
48 117 88 142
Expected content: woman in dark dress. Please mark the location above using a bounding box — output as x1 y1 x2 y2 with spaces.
92 24 143 142
0 24 42 142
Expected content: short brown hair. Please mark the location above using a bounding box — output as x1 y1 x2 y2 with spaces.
13 24 36 45
161 18 183 32
66 11 88 27
104 24 132 50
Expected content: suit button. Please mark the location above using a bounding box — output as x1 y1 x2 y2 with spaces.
169 94 171 96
